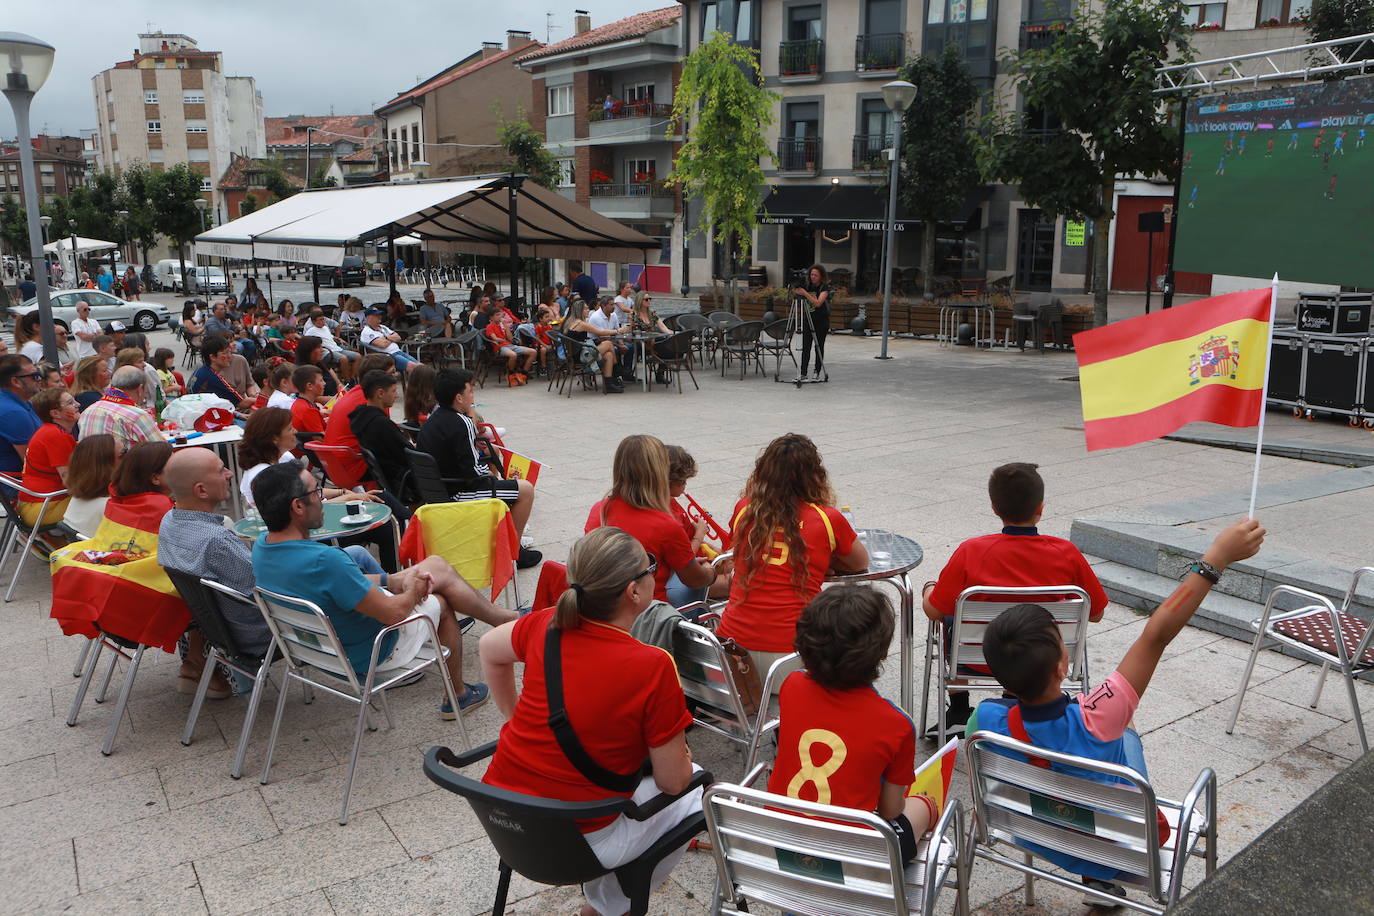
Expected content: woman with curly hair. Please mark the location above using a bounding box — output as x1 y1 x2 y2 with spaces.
716 432 868 677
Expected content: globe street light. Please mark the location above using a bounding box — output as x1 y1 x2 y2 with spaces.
876 79 916 361
1 31 59 363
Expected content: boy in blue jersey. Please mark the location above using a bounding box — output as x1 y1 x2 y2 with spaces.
965 518 1264 898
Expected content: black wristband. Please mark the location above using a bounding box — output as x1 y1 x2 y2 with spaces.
1183 560 1221 584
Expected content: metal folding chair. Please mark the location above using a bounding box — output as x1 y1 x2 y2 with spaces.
0 473 70 602
253 586 467 824
1227 573 1374 753
718 320 765 380
920 586 1092 746
965 730 1217 915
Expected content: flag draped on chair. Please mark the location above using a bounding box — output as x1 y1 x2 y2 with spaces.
49 493 188 652
398 499 518 600
908 736 960 809
1075 288 1272 451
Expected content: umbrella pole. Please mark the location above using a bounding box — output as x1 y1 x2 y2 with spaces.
508 178 521 304
388 232 397 300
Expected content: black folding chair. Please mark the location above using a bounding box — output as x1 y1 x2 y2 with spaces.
646 329 699 393
404 448 457 505
718 321 765 380
758 318 797 380
424 743 710 916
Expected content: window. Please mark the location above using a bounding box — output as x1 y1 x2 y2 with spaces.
147 120 161 134
109 121 117 134
177 58 187 69
148 148 165 163
39 162 55 173
547 84 573 116
1256 0 1306 22
200 177 213 191
187 148 209 162
626 158 656 182
788 4 823 40
144 90 158 104
556 158 575 187
411 124 420 161
389 130 399 169
624 83 655 104
183 90 204 104
700 0 754 42
186 119 208 133
1184 0 1226 26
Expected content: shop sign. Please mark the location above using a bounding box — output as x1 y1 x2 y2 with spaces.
1064 220 1086 246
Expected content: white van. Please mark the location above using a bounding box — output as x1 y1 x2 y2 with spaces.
152 259 186 292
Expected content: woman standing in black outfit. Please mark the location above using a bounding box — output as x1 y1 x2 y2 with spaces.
794 264 832 382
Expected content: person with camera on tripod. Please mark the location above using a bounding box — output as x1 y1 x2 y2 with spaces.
793 264 833 383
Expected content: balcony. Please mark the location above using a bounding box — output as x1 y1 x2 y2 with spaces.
586 101 679 145
852 134 892 173
777 136 821 174
588 180 676 220
855 33 906 75
1020 20 1070 51
779 39 824 81
586 101 673 122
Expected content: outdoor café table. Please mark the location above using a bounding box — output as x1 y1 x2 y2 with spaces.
403 335 462 368
166 425 247 519
232 500 394 546
827 528 924 714
619 330 668 392
938 300 995 349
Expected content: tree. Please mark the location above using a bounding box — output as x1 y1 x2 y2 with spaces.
1307 0 1374 64
258 157 301 203
979 0 1189 326
117 163 160 267
149 164 207 293
895 47 981 295
0 194 28 255
497 116 560 190
667 31 778 312
240 193 259 216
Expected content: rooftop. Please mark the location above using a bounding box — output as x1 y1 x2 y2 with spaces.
517 6 679 63
216 153 306 191
265 116 379 148
380 40 542 110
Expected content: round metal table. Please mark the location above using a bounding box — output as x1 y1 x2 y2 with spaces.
232 501 393 543
827 528 924 713
619 331 668 391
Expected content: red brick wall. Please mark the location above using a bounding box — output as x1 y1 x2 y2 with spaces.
529 75 547 137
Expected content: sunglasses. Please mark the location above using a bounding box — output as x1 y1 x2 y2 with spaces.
16 372 41 380
623 553 657 589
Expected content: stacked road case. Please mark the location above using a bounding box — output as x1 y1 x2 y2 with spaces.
1269 294 1374 428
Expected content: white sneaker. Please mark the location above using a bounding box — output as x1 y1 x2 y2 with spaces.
521 535 534 549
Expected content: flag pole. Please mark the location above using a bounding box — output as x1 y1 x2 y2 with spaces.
1246 275 1279 519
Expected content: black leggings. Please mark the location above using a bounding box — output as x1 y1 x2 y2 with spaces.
801 305 829 374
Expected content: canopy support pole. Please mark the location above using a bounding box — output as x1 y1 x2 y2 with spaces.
312 259 320 307
388 231 397 300
508 176 522 305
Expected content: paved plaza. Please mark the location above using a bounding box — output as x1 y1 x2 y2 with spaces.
2 314 1370 915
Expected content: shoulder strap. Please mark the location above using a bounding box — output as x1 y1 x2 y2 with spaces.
543 623 642 793
1006 704 1051 769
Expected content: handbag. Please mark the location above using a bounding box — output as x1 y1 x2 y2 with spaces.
717 635 764 718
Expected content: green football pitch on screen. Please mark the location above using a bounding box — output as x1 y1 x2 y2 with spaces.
1173 78 1374 288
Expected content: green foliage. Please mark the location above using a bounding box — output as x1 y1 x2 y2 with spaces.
308 163 337 189
258 157 301 203
497 116 560 190
241 193 259 215
979 0 1189 325
1307 0 1374 63
0 194 30 253
667 31 778 272
116 163 160 257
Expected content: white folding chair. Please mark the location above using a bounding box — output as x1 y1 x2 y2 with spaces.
0 473 70 602
920 585 1092 745
703 768 968 916
965 730 1217 915
1227 572 1374 753
253 586 468 824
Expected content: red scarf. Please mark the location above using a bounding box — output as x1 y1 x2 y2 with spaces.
101 386 137 407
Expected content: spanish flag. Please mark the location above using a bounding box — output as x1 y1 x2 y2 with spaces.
908 736 959 811
1076 288 1272 451
495 445 543 486
49 493 188 652
398 498 517 600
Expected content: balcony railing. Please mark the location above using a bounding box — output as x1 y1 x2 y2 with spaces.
855 33 905 73
778 136 821 173
588 180 674 198
586 101 674 122
779 38 824 77
1020 20 1070 51
852 133 892 172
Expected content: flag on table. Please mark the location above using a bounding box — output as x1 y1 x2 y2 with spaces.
49 493 188 652
908 736 959 809
496 445 543 486
1075 287 1272 451
398 499 518 600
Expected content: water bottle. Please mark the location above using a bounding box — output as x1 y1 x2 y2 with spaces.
839 506 855 529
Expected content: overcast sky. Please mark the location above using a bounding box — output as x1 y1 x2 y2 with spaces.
1 0 665 139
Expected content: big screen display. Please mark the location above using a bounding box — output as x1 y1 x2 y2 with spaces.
1173 77 1374 287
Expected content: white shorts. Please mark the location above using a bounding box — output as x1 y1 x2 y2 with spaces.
379 595 443 670
582 766 704 915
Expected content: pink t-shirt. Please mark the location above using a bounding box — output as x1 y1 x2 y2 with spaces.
1075 671 1139 742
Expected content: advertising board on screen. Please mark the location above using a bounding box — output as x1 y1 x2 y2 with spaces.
1173 77 1374 287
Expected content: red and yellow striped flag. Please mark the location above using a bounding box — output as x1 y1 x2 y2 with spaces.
398 499 518 600
1075 288 1272 451
496 445 542 486
908 736 959 811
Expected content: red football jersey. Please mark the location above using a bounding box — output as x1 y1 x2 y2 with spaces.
927 528 1108 622
584 497 696 602
322 385 368 486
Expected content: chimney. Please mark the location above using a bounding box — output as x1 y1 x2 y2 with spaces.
481 41 502 58
574 9 592 34
506 29 532 49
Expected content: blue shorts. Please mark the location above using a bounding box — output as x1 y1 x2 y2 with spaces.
391 351 418 369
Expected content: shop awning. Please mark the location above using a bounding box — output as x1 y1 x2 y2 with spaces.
193 176 660 267
757 184 993 228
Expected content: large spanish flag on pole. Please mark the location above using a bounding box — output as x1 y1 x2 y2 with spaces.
1075 287 1274 452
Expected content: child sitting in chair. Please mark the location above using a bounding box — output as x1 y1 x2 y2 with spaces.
768 585 942 862
966 518 1264 897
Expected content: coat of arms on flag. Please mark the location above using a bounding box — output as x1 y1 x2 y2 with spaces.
1189 335 1240 385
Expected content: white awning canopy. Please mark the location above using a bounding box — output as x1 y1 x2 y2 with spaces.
193 176 661 267
43 236 118 255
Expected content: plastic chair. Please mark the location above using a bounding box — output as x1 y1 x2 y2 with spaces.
423 742 712 916
965 730 1216 914
400 499 522 607
674 312 711 367
253 585 466 824
1227 573 1374 753
403 448 456 505
718 320 765 380
0 473 70 602
546 329 602 398
302 440 367 490
920 585 1092 746
703 766 968 916
164 569 278 779
758 318 797 379
1011 299 1041 351
646 329 699 393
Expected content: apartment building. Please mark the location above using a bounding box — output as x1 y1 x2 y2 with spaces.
0 135 85 205
91 32 265 217
376 32 542 183
517 7 682 292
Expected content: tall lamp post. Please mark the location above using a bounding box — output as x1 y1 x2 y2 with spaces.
1 32 59 364
876 79 916 360
193 198 208 296
411 160 430 291
115 209 129 277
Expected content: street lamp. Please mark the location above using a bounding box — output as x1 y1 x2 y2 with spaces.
876 79 916 361
116 209 129 275
193 198 208 295
410 161 431 289
1 31 59 363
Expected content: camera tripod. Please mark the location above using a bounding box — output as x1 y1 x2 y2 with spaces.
772 291 830 387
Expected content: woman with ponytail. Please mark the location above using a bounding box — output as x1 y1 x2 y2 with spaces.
480 527 700 916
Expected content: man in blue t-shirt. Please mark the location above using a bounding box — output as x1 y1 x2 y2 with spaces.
0 355 43 474
568 261 597 307
251 461 517 715
96 268 113 293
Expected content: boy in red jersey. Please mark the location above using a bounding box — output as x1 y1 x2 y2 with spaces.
769 586 939 861
921 462 1108 739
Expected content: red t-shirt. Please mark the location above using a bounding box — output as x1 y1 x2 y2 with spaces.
669 499 695 541
323 385 368 486
482 609 692 832
535 324 554 346
768 671 917 813
927 528 1109 622
717 499 858 653
290 396 325 434
19 423 76 503
584 497 696 602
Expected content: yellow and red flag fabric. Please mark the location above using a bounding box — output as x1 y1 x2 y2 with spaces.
495 445 543 486
1075 288 1272 451
908 736 960 810
398 498 517 600
49 493 188 652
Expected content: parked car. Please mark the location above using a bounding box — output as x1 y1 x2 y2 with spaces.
151 259 185 292
184 266 229 294
313 255 367 288
8 289 170 332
